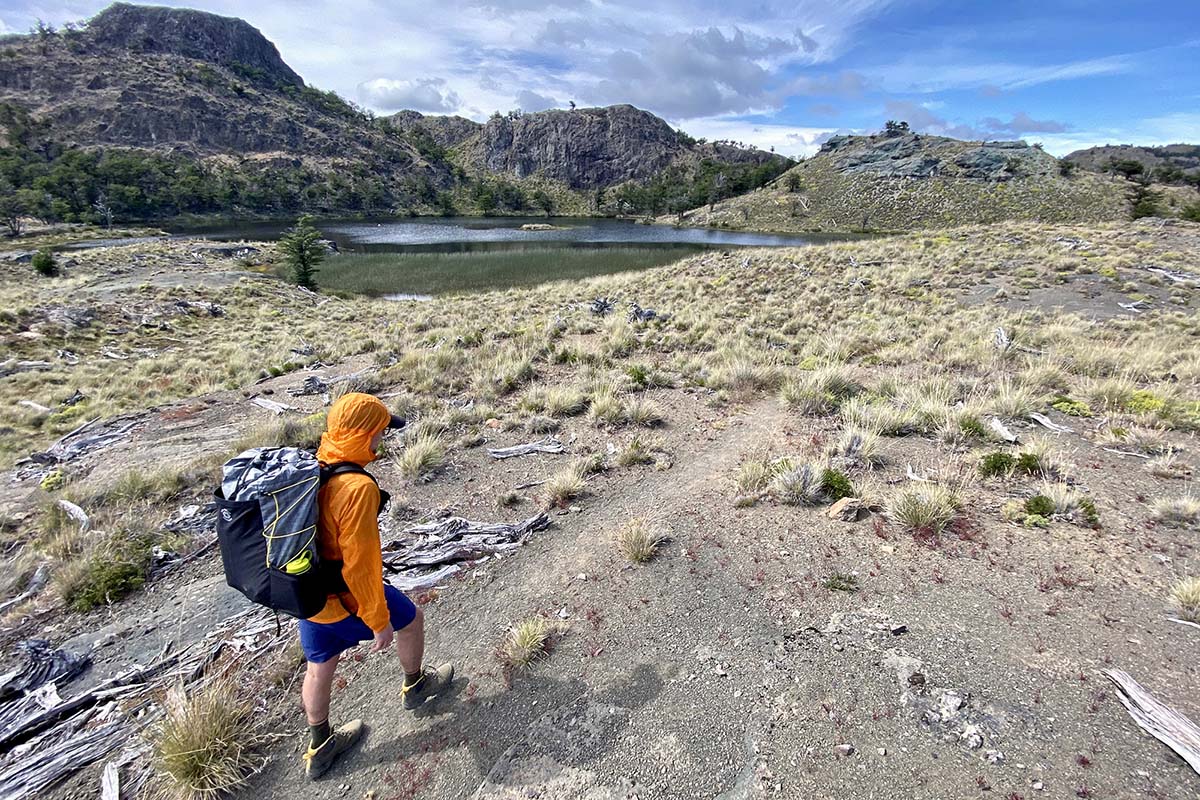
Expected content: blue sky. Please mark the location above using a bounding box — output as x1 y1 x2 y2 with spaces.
1 0 1197 157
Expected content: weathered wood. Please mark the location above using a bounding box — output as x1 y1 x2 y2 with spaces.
0 717 127 800
249 396 297 415
0 564 48 615
1028 412 1072 433
1102 669 1200 775
1102 447 1152 460
0 360 52 379
988 418 1019 444
487 438 564 460
55 499 91 533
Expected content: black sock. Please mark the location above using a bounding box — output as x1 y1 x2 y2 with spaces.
404 668 424 687
309 719 331 748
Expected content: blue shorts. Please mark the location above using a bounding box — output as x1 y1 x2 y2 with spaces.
298 584 418 664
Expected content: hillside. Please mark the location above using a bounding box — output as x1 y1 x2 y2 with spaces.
681 131 1131 233
1066 143 1200 180
1 219 1199 799
0 4 785 223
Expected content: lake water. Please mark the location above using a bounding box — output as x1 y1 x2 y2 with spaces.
165 216 861 296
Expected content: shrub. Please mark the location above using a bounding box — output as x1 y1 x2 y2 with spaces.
820 468 855 501
151 678 263 800
543 463 586 508
1151 494 1200 527
823 573 859 592
979 451 1015 478
770 462 824 505
1126 389 1166 415
1171 577 1200 622
32 249 57 277
616 518 667 563
625 398 665 427
56 529 153 611
396 432 445 481
888 485 959 536
1024 495 1055 517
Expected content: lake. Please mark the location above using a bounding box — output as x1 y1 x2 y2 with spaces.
170 216 859 296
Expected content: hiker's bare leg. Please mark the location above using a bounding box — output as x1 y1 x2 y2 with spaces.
302 655 341 725
394 606 425 674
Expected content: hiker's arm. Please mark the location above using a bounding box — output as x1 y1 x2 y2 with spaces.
337 481 389 632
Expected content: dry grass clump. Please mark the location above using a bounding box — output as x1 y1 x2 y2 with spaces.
707 356 783 395
1170 577 1200 622
544 386 589 417
1147 450 1191 480
735 459 775 494
150 678 264 800
625 398 665 427
616 518 668 563
780 366 862 415
887 484 960 536
587 383 625 426
498 616 556 671
840 397 917 436
1151 493 1200 527
827 425 883 468
616 435 656 467
769 462 825 506
474 349 535 397
988 378 1037 420
395 432 445 481
525 414 560 434
543 462 587 508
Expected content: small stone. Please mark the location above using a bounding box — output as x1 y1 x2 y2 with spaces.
827 497 864 521
833 744 855 757
1032 780 1044 791
877 747 887 756
985 749 1005 765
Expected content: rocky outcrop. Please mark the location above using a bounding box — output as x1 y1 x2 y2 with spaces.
85 3 303 87
819 133 1057 181
387 111 481 149
1064 144 1200 176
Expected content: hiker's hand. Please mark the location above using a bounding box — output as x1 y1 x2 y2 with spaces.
371 623 394 652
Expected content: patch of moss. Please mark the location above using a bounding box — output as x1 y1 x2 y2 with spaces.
1125 390 1166 415
1098 265 1118 279
1078 498 1101 529
823 572 859 592
1022 514 1051 528
959 415 989 440
40 469 65 492
1024 495 1055 517
1050 396 1093 417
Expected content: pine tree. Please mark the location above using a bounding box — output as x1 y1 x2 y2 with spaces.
279 215 325 290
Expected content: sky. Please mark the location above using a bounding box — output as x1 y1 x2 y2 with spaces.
1 0 1197 158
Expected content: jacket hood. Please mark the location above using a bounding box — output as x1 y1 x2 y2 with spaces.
316 392 391 466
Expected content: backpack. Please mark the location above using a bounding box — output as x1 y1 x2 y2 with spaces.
213 447 383 619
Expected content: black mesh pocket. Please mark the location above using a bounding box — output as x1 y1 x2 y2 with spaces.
214 488 270 605
268 568 330 619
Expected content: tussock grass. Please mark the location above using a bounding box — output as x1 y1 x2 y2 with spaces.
988 378 1037 420
498 616 555 671
150 678 264 800
543 463 586 508
769 462 825 506
544 386 589 417
396 432 445 481
616 518 668 563
828 425 883 468
841 397 918 436
625 398 665 427
1152 493 1200 527
525 415 560 434
780 366 862 415
587 384 625 426
735 459 775 494
616 435 656 467
1170 577 1200 622
888 484 960 536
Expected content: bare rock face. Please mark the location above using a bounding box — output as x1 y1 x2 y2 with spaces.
85 3 303 87
819 133 1058 181
388 111 481 149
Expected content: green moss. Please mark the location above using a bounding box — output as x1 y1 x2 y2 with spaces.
823 572 859 592
40 469 65 491
1022 514 1051 528
1024 495 1055 517
1098 265 1118 279
1050 395 1093 417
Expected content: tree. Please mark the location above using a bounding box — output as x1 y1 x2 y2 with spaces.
278 215 325 290
32 249 57 277
531 189 554 216
0 183 28 236
1109 159 1145 181
93 191 114 229
784 172 803 193
32 20 56 56
568 100 576 111
1129 184 1161 220
884 120 910 137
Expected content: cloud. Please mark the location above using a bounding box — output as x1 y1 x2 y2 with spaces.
794 28 818 54
883 100 1070 141
514 89 558 112
783 70 867 97
807 103 839 117
357 77 461 113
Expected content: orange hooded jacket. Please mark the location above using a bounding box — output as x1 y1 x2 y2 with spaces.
308 393 391 631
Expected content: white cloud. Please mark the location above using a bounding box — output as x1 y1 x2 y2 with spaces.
514 89 558 112
679 117 840 159
358 77 461 112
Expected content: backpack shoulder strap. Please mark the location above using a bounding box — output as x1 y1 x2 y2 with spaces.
319 461 377 485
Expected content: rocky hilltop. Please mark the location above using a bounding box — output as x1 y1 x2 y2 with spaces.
393 105 788 190
684 131 1130 233
1065 143 1200 178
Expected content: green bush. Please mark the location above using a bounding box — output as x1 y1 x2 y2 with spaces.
1024 495 1055 517
1022 514 1051 528
1125 390 1166 415
1015 452 1043 475
1050 396 1093 417
979 451 1015 477
1078 498 1101 529
60 531 153 611
279 215 324 290
31 249 57 276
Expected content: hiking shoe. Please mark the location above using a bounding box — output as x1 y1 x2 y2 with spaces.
303 719 364 780
402 663 454 710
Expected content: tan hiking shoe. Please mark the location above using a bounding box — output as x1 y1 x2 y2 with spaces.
303 719 364 780
401 663 454 710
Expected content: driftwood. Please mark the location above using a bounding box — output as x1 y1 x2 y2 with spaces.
988 418 1019 444
1102 669 1200 775
15 401 50 414
1146 266 1199 284
55 499 91 533
993 327 1012 353
0 640 90 704
588 297 616 316
1102 447 1152 460
287 375 328 397
383 513 552 591
487 438 564 460
26 415 142 465
0 565 48 616
0 712 127 800
249 396 297 414
1027 412 1072 433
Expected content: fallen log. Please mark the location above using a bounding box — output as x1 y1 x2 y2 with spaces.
1028 412 1072 433
487 438 564 460
0 565 48 616
989 418 1019 444
55 499 90 533
0 360 52 379
1103 669 1200 775
383 513 551 583
249 396 297 415
0 716 127 800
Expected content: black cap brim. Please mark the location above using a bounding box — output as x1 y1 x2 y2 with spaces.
387 414 407 430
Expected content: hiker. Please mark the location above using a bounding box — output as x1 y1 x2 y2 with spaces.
299 392 454 779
